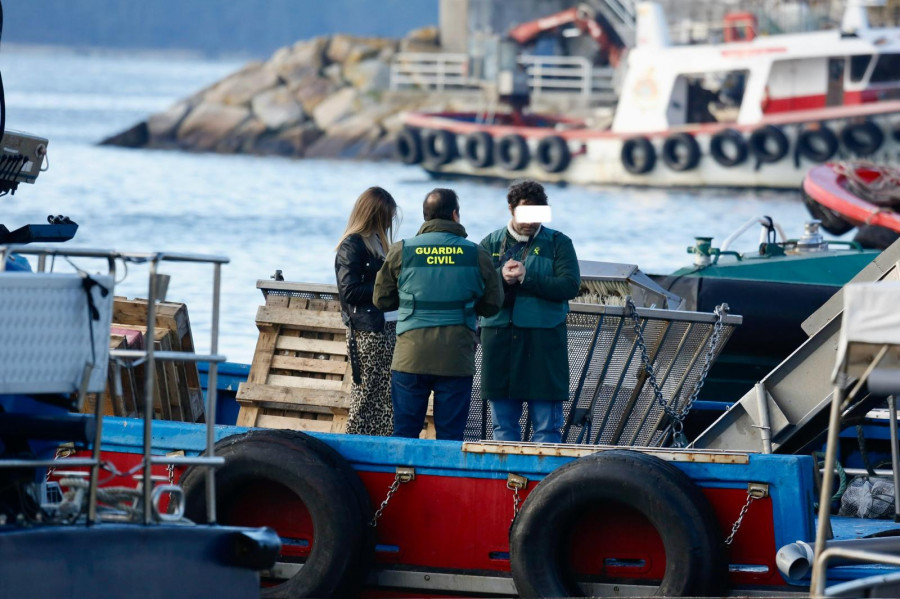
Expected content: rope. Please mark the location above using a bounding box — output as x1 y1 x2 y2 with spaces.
814 452 848 505
573 279 632 305
856 424 878 478
833 161 900 208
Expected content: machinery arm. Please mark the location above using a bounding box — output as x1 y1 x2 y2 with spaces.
507 3 625 67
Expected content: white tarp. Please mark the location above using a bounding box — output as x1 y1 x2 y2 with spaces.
835 282 900 381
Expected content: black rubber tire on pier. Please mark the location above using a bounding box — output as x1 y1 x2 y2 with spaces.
841 121 884 157
749 125 789 165
509 449 726 598
181 429 374 599
463 131 494 168
422 129 458 166
797 125 839 163
661 132 702 172
494 134 530 171
620 136 656 175
396 128 422 165
709 128 749 167
801 190 854 236
535 135 571 173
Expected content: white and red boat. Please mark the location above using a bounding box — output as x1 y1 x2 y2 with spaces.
803 161 900 235
398 1 900 189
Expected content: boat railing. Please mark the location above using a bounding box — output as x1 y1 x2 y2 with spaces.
389 52 475 92
810 280 900 596
0 246 228 525
389 51 617 104
258 276 741 447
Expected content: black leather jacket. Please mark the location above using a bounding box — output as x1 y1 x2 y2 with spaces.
335 233 386 332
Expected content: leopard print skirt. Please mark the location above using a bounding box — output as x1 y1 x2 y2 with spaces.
345 322 396 436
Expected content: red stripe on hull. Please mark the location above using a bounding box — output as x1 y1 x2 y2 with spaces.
764 94 827 114
71 451 785 589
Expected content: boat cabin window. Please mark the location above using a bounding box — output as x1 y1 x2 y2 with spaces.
849 54 873 83
870 53 900 83
671 70 748 124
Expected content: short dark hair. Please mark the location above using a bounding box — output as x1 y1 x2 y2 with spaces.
423 188 459 221
507 179 548 207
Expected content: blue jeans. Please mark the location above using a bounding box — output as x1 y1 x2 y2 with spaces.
490 400 563 444
391 371 472 441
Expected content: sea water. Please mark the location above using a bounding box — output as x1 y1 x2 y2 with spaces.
0 49 817 363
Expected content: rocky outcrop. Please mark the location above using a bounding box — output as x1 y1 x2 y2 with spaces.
102 29 471 161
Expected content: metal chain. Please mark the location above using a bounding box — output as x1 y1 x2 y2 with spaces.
626 297 728 437
725 490 759 546
167 463 175 485
506 474 528 529
46 445 76 481
371 470 416 527
371 476 402 527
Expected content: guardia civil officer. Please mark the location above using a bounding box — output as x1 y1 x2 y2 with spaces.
373 188 503 440
479 180 580 443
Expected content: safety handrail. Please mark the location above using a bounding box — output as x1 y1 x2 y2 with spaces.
389 52 616 102
0 245 228 525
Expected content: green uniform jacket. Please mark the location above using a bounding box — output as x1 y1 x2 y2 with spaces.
374 219 503 377
479 226 580 402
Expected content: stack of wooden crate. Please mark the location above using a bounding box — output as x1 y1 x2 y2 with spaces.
84 298 204 422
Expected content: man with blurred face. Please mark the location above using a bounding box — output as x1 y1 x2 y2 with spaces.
478 179 581 443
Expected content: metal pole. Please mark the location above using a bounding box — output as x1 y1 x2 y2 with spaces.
811 382 846 596
87 255 117 524
755 382 773 454
205 262 222 524
142 255 160 525
813 547 900 598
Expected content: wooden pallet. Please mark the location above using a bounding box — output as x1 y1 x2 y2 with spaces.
236 291 352 433
237 282 436 438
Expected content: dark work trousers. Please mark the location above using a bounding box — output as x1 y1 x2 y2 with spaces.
390 371 472 441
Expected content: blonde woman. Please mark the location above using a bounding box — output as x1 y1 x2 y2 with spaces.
335 187 399 436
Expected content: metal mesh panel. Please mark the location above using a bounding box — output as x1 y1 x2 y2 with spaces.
468 305 738 447
260 284 339 302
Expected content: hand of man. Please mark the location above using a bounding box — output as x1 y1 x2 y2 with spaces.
502 259 525 285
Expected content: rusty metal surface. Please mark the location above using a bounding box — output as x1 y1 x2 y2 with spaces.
462 441 750 464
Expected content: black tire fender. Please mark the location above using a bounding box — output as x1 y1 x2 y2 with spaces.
494 134 530 171
535 135 571 173
661 132 702 172
709 128 749 167
463 131 494 168
422 128 457 166
749 125 789 167
620 136 656 175
841 121 884 157
509 449 726 598
796 125 839 163
395 128 422 165
181 430 373 599
801 190 854 236
854 224 900 250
